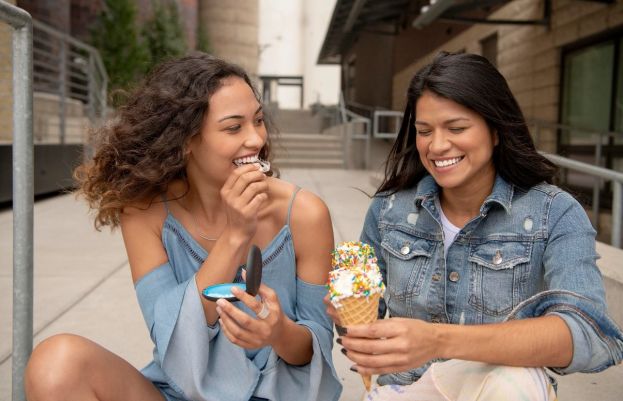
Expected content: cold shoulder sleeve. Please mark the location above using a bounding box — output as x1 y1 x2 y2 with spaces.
135 263 261 401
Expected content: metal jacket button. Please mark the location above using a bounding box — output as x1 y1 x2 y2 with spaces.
432 273 441 281
493 250 503 265
449 271 460 282
400 245 410 255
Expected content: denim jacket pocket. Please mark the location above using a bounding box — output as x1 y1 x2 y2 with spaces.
381 230 433 300
468 241 532 317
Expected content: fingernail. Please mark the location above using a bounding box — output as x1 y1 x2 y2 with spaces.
215 306 222 315
336 325 347 336
336 338 342 345
340 348 347 355
216 299 225 307
349 365 358 372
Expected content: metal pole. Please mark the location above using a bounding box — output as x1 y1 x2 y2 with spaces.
0 2 34 401
59 39 66 144
12 16 34 401
613 181 622 249
593 133 602 227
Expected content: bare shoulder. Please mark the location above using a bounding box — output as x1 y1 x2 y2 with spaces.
269 179 333 284
120 197 169 283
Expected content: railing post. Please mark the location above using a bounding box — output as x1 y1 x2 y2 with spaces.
613 181 622 249
59 38 66 144
593 133 602 227
0 2 34 401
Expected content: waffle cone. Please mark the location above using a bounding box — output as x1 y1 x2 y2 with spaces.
336 293 381 391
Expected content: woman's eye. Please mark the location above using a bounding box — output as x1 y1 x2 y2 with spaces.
225 125 241 132
255 117 265 125
449 127 466 133
416 130 432 136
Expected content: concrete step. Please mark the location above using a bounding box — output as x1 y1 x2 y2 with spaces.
272 109 324 134
273 158 345 169
273 149 344 159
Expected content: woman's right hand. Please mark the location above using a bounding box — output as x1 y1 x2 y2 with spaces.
220 164 268 242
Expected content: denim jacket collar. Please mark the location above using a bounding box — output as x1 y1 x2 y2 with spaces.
414 174 514 215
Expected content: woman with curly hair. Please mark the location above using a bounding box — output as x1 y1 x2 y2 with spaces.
24 53 342 401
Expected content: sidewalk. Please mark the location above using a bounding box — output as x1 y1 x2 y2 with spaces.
1 168 622 400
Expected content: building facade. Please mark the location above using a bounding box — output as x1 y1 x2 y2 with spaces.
320 0 621 164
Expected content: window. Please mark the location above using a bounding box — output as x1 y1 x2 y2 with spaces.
560 36 623 207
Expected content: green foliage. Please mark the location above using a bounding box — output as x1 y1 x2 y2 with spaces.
90 0 148 94
197 23 210 54
142 0 187 70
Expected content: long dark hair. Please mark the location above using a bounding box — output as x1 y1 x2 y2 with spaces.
75 52 274 229
378 51 557 195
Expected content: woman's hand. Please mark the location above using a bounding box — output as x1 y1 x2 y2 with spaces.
219 164 268 243
338 318 440 376
216 283 286 349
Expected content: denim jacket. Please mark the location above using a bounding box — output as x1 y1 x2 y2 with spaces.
361 174 623 385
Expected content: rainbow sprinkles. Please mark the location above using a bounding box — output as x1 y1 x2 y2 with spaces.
327 241 385 307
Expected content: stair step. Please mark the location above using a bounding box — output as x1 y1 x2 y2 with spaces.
276 133 342 141
273 149 344 159
273 158 345 168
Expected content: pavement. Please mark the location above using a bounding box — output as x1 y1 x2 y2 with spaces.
1 167 622 401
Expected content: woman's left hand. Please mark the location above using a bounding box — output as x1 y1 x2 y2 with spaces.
216 284 286 349
339 317 440 375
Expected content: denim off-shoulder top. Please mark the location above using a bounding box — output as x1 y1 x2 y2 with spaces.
134 188 342 401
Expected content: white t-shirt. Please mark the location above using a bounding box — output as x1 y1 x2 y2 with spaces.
436 199 461 257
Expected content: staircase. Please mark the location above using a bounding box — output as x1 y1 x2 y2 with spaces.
270 109 345 169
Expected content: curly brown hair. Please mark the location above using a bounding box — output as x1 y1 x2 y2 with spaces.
74 52 274 229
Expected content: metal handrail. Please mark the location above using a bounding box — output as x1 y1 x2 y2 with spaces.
339 92 372 169
0 2 33 401
541 152 623 248
530 119 622 230
30 19 108 143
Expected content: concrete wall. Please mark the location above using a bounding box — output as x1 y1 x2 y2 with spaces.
258 0 340 108
392 0 623 153
199 0 259 75
0 0 14 143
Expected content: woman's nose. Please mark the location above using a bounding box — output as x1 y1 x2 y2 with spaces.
244 124 265 148
429 131 451 153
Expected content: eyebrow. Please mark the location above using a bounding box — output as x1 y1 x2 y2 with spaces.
414 117 470 125
217 106 263 123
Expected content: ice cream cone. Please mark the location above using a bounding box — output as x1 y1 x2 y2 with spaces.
327 241 385 393
336 293 381 391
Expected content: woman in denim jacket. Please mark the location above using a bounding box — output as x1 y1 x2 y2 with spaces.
331 52 623 400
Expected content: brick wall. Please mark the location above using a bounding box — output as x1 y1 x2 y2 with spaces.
0 0 16 142
392 0 623 152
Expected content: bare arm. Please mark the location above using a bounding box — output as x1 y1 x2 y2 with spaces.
339 314 572 375
271 190 334 365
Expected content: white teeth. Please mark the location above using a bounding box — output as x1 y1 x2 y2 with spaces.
434 157 462 168
233 155 270 173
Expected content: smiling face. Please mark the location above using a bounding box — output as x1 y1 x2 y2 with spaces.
414 90 497 196
186 76 267 186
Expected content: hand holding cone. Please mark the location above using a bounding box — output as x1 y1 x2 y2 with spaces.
327 241 385 391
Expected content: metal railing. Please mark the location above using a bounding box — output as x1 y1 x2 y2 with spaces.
530 120 622 230
541 152 623 248
0 2 33 401
31 19 108 143
339 93 371 169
